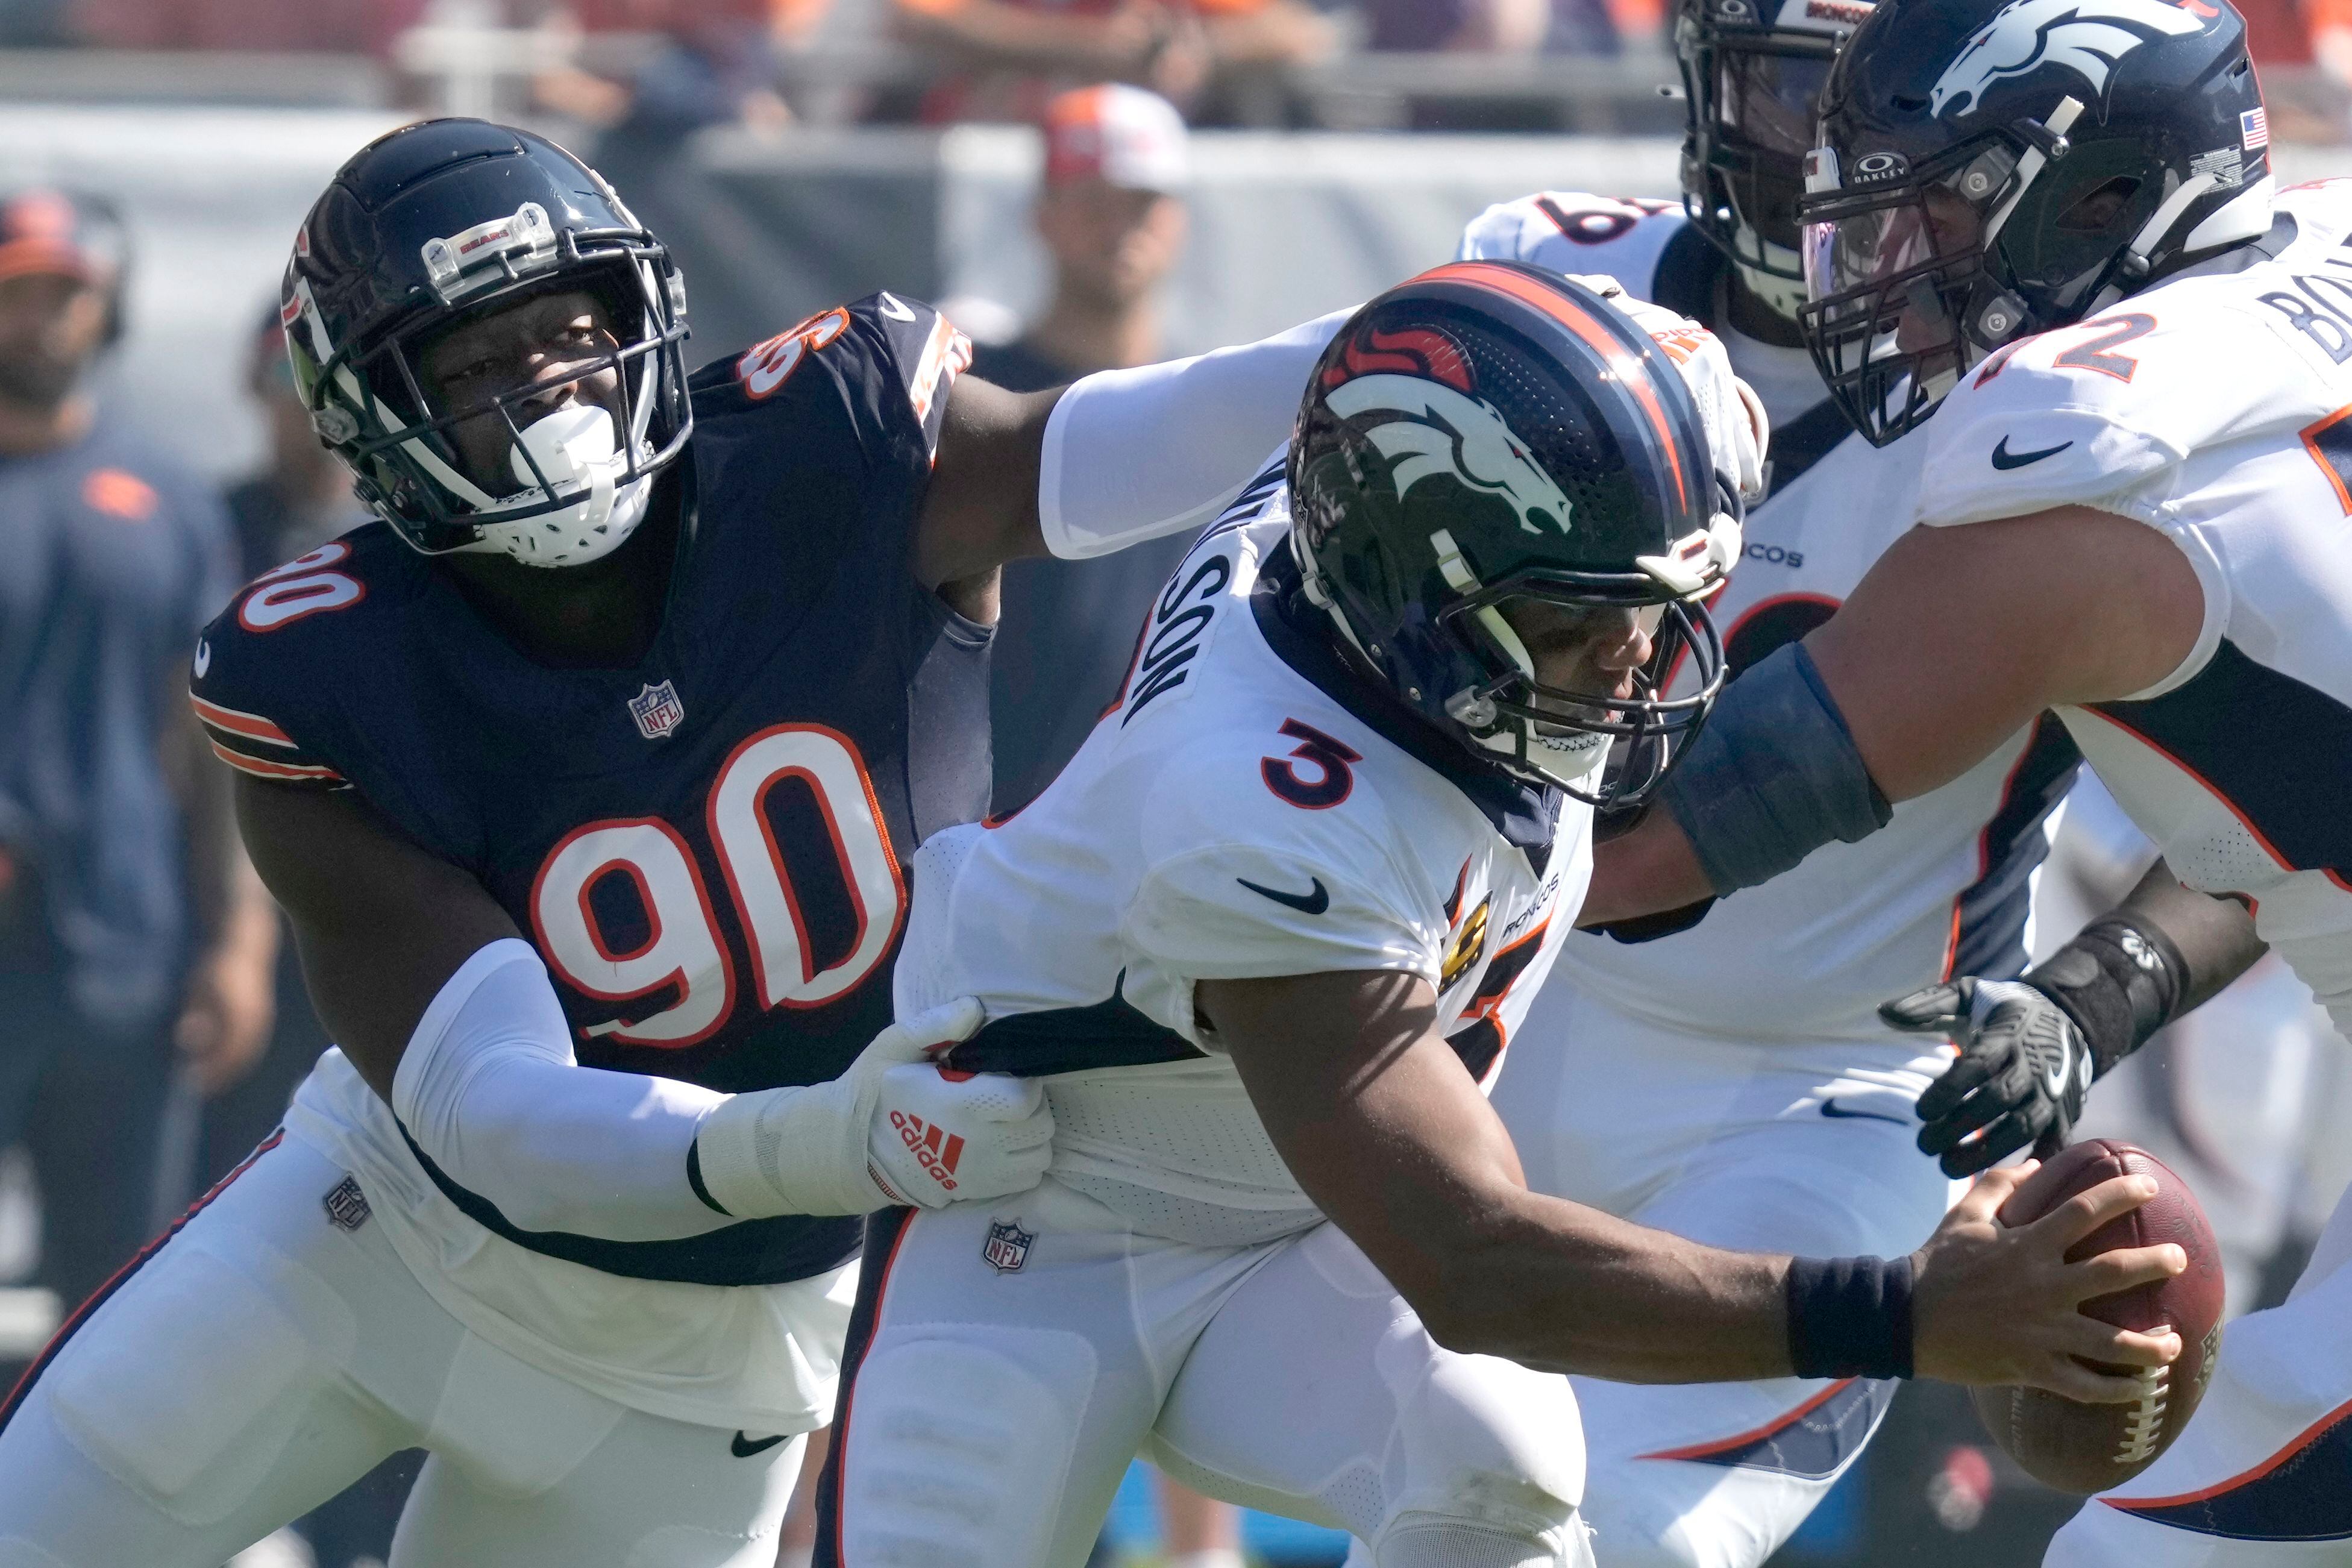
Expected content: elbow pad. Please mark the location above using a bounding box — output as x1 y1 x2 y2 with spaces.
390 939 731 1241
1660 642 1892 897
1037 308 1353 560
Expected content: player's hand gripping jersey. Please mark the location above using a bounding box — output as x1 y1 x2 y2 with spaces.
894 478 1583 1246
184 292 980 1426
1458 192 2078 1034
1915 178 2352 1036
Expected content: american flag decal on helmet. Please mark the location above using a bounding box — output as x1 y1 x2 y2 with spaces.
2241 106 2269 150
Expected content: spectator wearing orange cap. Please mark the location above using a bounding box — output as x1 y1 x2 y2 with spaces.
975 84 1203 812
891 0 1334 123
0 186 276 1329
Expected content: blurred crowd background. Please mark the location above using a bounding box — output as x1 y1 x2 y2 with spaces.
3 4 2352 1567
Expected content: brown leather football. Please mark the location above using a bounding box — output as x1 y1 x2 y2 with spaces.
1969 1140 2226 1494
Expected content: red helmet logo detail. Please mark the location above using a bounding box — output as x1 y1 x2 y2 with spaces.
1322 325 1473 394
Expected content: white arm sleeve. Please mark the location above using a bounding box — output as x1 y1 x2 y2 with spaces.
1037 307 1354 559
389 939 732 1241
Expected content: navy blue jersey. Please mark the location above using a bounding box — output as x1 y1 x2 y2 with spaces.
0 421 234 1023
190 294 987 1285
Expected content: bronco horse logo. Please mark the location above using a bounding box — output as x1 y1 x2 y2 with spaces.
1928 0 2205 119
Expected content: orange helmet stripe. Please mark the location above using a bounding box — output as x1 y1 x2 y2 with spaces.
1417 262 1697 514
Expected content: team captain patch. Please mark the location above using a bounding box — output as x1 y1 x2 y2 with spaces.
983 1219 1035 1273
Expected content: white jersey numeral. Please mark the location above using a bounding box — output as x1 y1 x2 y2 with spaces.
528 727 904 1047
709 724 907 1009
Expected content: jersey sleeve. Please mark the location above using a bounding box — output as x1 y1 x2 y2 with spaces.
706 292 973 469
1121 762 1448 985
1455 192 1688 301
1916 293 2323 531
189 610 349 790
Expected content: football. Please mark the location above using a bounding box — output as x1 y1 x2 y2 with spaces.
1970 1140 2227 1494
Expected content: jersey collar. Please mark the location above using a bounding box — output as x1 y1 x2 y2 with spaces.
1252 535 1561 863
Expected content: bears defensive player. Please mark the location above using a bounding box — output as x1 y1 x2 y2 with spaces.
819 265 2186 1568
0 118 1353 1564
1429 3 2095 1561
1588 1 2352 1561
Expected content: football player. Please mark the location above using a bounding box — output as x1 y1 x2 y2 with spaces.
814 263 2184 1568
0 117 1359 1566
1431 2 2077 1560
1582 2 2352 1561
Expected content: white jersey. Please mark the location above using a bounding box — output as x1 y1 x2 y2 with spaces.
1916 179 2352 1037
894 475 1585 1246
1459 193 2078 1040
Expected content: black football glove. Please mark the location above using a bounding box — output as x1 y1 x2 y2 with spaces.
1881 977 2094 1178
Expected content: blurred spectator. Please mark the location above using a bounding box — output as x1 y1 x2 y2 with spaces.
534 0 801 139
0 187 277 1323
1356 0 1550 51
890 0 1334 123
976 83 1198 810
68 0 427 52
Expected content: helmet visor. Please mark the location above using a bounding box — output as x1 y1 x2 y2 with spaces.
1797 159 1994 445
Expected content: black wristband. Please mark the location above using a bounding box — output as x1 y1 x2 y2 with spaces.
1786 1254 1915 1379
2024 915 2185 1079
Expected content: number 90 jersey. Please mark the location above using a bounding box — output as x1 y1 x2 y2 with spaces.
190 293 988 1286
1916 180 2352 1039
894 477 1584 1247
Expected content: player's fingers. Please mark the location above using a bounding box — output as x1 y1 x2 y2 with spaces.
1881 982 1971 1038
2039 1174 2162 1248
1959 1102 2049 1173
2033 1358 2163 1406
2070 1243 2189 1300
2062 1317 2181 1372
1916 1047 2005 1124
1943 1159 2035 1223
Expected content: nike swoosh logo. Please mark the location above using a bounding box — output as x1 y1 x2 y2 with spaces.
1235 875 1329 915
1991 436 2073 470
876 292 917 322
732 1431 788 1458
1820 1097 1910 1127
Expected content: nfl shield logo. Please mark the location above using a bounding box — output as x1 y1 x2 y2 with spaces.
628 679 685 741
982 1219 1035 1274
322 1174 372 1232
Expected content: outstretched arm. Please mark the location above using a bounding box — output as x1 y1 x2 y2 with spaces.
236 776 1045 1238
1581 506 2207 926
1200 966 2184 1399
913 308 1354 598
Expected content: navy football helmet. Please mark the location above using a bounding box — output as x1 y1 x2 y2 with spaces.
1796 0 2272 444
282 119 693 566
1290 263 1740 809
1676 0 1874 321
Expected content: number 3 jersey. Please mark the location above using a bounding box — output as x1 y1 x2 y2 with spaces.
1914 179 2352 1038
895 477 1585 1247
183 294 983 1431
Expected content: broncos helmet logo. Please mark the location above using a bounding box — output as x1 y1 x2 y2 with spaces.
1928 0 2204 119
1325 374 1575 538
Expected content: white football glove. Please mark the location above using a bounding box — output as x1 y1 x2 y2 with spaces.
1566 274 1770 505
692 997 1055 1217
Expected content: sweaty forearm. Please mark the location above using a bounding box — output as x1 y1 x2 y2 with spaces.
1039 308 1352 559
1425 1190 1796 1383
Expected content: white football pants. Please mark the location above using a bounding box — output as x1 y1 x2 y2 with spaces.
1461 983 1959 1568
814 1176 1595 1568
2045 1184 2352 1567
0 1131 806 1568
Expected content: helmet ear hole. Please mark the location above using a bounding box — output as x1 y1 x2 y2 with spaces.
2059 176 2142 235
